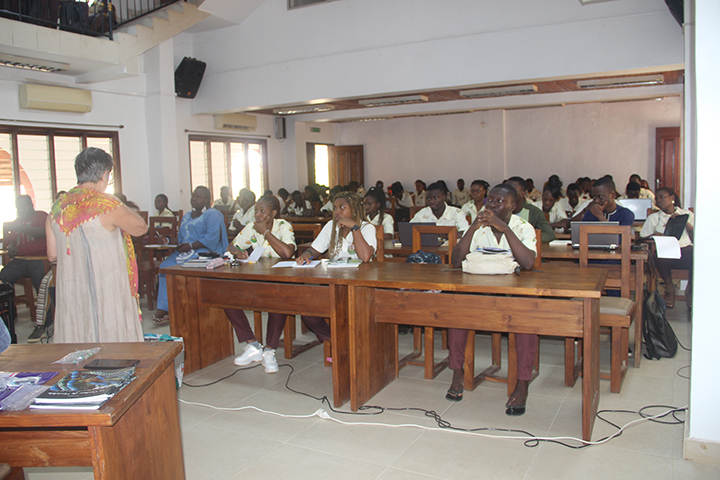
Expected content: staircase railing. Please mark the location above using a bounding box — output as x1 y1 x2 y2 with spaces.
0 0 184 41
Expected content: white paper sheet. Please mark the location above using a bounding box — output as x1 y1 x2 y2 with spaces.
653 236 682 259
239 246 265 263
271 260 321 268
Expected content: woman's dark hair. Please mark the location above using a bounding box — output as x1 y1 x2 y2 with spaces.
471 180 490 198
567 183 581 195
364 187 386 223
547 174 563 188
543 185 562 200
656 187 681 209
194 186 212 209
427 181 447 195
415 180 426 189
258 194 281 218
155 193 168 204
75 147 113 184
626 181 641 195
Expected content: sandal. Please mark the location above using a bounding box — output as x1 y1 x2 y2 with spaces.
445 388 464 402
151 314 170 326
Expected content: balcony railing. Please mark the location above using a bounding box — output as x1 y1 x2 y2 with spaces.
0 0 184 40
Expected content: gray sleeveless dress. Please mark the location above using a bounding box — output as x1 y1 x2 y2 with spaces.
52 217 143 343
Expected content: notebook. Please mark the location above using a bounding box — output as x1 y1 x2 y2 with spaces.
663 214 689 240
397 222 439 247
616 198 653 221
570 221 621 250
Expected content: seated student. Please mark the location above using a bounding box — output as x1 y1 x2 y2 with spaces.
639 187 693 308
559 183 591 220
578 177 593 201
413 180 427 206
296 192 377 342
582 176 635 225
629 174 656 203
452 178 471 207
213 186 233 210
504 176 556 242
276 188 290 211
229 189 256 235
534 186 568 230
448 184 537 414
461 179 490 222
154 194 173 217
364 187 394 239
544 174 566 198
282 190 313 216
303 185 321 213
525 178 542 202
390 181 414 208
224 195 296 373
153 186 228 325
410 181 469 233
321 186 342 214
621 181 642 199
348 180 366 197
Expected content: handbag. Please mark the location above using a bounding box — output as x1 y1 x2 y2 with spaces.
642 288 678 359
461 251 519 275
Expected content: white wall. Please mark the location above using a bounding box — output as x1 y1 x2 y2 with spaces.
687 0 720 452
191 0 683 115
334 98 681 193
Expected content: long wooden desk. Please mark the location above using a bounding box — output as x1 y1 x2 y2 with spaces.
0 342 184 480
163 260 606 441
296 239 451 261
541 242 649 368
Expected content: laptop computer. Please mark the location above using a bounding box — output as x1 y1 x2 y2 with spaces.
397 222 440 247
616 198 653 221
571 221 621 250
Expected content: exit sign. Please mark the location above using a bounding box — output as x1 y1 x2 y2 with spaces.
310 127 321 133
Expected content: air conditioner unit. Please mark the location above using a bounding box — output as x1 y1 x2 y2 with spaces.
213 113 257 132
19 84 92 113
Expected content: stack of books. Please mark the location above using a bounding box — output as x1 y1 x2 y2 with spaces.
30 368 136 410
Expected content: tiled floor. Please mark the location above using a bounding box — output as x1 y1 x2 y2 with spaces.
9 296 720 480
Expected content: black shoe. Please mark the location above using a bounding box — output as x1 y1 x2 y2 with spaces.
27 326 46 343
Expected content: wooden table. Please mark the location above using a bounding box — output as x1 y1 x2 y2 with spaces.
280 216 331 224
163 260 606 441
0 342 184 480
541 242 649 368
162 261 358 407
296 239 451 261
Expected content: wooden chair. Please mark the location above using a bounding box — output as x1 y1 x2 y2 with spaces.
149 216 178 248
463 229 542 394
374 224 385 259
409 206 423 220
138 211 148 223
565 224 636 393
396 225 457 379
291 222 322 245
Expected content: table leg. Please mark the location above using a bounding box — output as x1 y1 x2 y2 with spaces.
582 297 600 442
634 259 644 368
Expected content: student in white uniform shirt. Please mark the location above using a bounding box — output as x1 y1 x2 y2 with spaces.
629 174 656 203
414 180 427 207
639 187 694 309
410 181 469 233
153 194 175 229
282 190 312 216
320 186 342 215
229 190 256 235
452 178 471 207
461 179 489 222
224 195 296 373
296 192 377 342
364 187 394 239
212 186 233 210
390 182 414 208
534 186 568 229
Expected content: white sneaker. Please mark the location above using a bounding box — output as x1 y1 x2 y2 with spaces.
234 344 263 366
262 349 279 373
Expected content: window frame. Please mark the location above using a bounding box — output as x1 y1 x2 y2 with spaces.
188 135 269 199
0 125 122 198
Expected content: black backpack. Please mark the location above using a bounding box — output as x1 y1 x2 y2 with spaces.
642 288 678 359
60 1 89 31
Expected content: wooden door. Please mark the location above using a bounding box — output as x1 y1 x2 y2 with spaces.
655 127 681 194
329 145 364 188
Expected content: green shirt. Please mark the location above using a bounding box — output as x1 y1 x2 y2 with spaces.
519 202 556 242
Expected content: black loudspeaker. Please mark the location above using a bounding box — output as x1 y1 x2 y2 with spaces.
175 57 206 99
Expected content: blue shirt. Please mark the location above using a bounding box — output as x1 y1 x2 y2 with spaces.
582 204 635 225
179 208 229 254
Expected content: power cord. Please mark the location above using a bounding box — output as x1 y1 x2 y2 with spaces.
179 362 687 449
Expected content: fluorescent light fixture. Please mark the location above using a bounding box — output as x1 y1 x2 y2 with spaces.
0 54 68 73
459 84 538 98
358 94 428 107
337 117 391 123
578 0 618 5
577 74 664 89
273 104 336 115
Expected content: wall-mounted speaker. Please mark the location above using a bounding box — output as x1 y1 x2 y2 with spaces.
275 117 286 139
175 57 206 99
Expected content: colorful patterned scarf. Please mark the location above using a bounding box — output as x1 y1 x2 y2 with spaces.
51 187 139 310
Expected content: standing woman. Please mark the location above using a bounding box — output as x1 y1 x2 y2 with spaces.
296 192 377 342
640 187 694 308
47 147 148 343
153 186 228 325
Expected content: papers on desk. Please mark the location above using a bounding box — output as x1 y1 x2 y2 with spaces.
549 240 572 246
475 247 510 254
145 244 177 248
181 259 211 268
653 236 682 259
327 258 362 268
238 246 265 263
272 260 321 268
